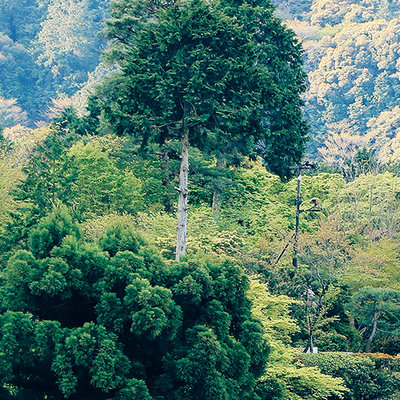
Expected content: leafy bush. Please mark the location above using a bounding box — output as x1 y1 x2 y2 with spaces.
301 352 400 400
314 331 349 352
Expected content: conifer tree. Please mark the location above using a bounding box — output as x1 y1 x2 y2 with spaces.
92 0 308 261
0 205 270 399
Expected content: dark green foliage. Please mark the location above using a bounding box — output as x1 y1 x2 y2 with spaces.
373 336 400 355
28 206 81 259
93 0 307 179
301 352 400 400
0 205 269 399
99 221 144 256
351 286 400 352
254 377 284 400
0 312 62 399
51 108 96 136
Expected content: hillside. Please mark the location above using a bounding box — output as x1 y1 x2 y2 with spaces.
0 0 109 125
274 0 400 164
1 1 400 399
3 0 400 168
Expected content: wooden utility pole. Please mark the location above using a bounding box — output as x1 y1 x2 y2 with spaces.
290 161 318 268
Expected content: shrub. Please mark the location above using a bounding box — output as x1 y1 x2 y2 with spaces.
300 352 400 400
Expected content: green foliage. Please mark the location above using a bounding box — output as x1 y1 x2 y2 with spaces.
14 132 77 212
0 205 270 399
94 0 308 179
248 278 347 400
28 204 81 259
5 2 400 398
0 149 23 230
13 133 143 220
350 287 400 352
301 352 400 400
68 141 143 217
98 219 144 256
333 172 400 241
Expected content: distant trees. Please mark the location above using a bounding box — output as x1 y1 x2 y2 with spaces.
0 33 41 122
0 0 46 43
275 0 400 161
306 18 400 149
0 0 109 125
37 0 109 94
0 97 28 127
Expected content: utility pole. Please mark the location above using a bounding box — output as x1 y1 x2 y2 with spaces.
290 161 318 268
273 161 320 268
289 161 322 355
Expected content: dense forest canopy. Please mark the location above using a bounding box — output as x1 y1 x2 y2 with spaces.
3 0 400 169
273 0 400 165
1 0 400 399
0 0 109 124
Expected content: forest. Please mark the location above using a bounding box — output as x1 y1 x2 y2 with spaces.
1 0 400 399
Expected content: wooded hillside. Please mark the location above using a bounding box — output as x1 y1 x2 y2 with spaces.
1 0 400 399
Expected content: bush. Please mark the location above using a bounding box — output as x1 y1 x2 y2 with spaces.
300 352 400 400
0 205 270 399
314 331 349 352
373 336 400 356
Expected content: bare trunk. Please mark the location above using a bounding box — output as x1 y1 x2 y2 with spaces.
305 334 314 353
175 111 189 262
365 310 379 352
304 284 325 353
211 190 221 216
304 283 313 353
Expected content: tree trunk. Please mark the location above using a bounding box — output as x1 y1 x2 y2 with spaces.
304 284 313 353
175 110 189 262
305 334 314 353
365 309 379 352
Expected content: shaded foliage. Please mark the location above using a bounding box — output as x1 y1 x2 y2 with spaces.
0 205 270 399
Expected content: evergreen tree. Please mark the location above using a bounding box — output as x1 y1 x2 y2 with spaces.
351 287 400 352
91 0 308 261
0 205 270 399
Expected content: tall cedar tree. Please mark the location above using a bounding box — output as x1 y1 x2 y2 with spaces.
92 0 308 261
